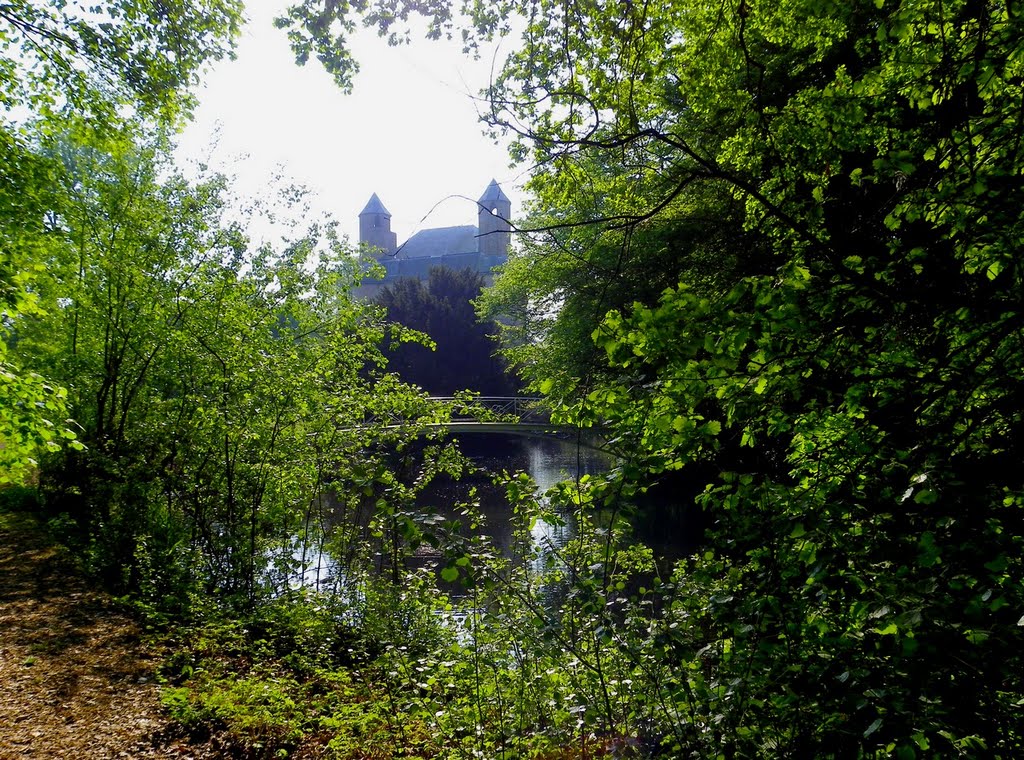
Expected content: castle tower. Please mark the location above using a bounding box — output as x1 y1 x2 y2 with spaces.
477 180 511 256
359 193 397 255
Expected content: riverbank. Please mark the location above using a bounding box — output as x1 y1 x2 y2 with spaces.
0 502 442 759
0 479 658 759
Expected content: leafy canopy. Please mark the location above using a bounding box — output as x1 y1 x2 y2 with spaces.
0 0 241 481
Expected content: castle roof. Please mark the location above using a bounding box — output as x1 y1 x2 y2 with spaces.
478 179 511 205
359 193 391 217
398 226 478 259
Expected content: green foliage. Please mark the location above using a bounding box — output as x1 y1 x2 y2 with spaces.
159 593 445 758
0 128 82 484
0 485 39 514
478 176 758 398
0 363 77 485
163 676 306 751
0 0 240 483
2 0 1017 755
6 121 432 609
0 0 242 122
282 0 1024 754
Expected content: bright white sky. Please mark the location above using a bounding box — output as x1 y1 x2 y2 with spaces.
175 0 526 246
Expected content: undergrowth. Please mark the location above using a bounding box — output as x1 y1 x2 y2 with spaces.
156 592 445 759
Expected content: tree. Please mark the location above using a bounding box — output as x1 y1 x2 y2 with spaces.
0 128 82 483
477 172 762 399
376 267 516 396
0 0 241 481
280 0 1024 753
11 122 428 611
0 0 241 121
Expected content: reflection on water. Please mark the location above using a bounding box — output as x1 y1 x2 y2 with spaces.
448 432 611 556
276 433 613 592
281 534 334 589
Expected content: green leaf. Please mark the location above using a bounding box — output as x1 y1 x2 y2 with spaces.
913 489 938 505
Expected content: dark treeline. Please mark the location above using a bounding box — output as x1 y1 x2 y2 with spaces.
374 267 519 396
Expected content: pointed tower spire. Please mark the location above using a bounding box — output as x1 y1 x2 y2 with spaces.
360 193 391 217
359 193 397 255
477 180 511 256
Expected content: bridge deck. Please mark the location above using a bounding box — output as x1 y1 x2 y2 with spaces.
356 397 607 449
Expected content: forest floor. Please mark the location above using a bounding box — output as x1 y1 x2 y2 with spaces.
0 509 224 759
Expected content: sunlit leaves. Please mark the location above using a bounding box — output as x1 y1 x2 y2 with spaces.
0 0 242 122
0 0 241 482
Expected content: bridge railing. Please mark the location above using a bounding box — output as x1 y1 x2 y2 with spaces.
343 397 610 450
426 396 548 423
356 397 549 428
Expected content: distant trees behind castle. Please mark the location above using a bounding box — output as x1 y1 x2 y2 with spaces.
375 267 518 396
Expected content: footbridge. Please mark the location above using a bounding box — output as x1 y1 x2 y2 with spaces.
370 396 604 446
430 396 549 426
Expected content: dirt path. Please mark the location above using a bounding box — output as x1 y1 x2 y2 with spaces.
0 512 210 759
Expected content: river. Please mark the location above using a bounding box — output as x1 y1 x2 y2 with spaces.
277 432 694 593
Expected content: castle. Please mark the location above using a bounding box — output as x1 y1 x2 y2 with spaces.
357 180 511 292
